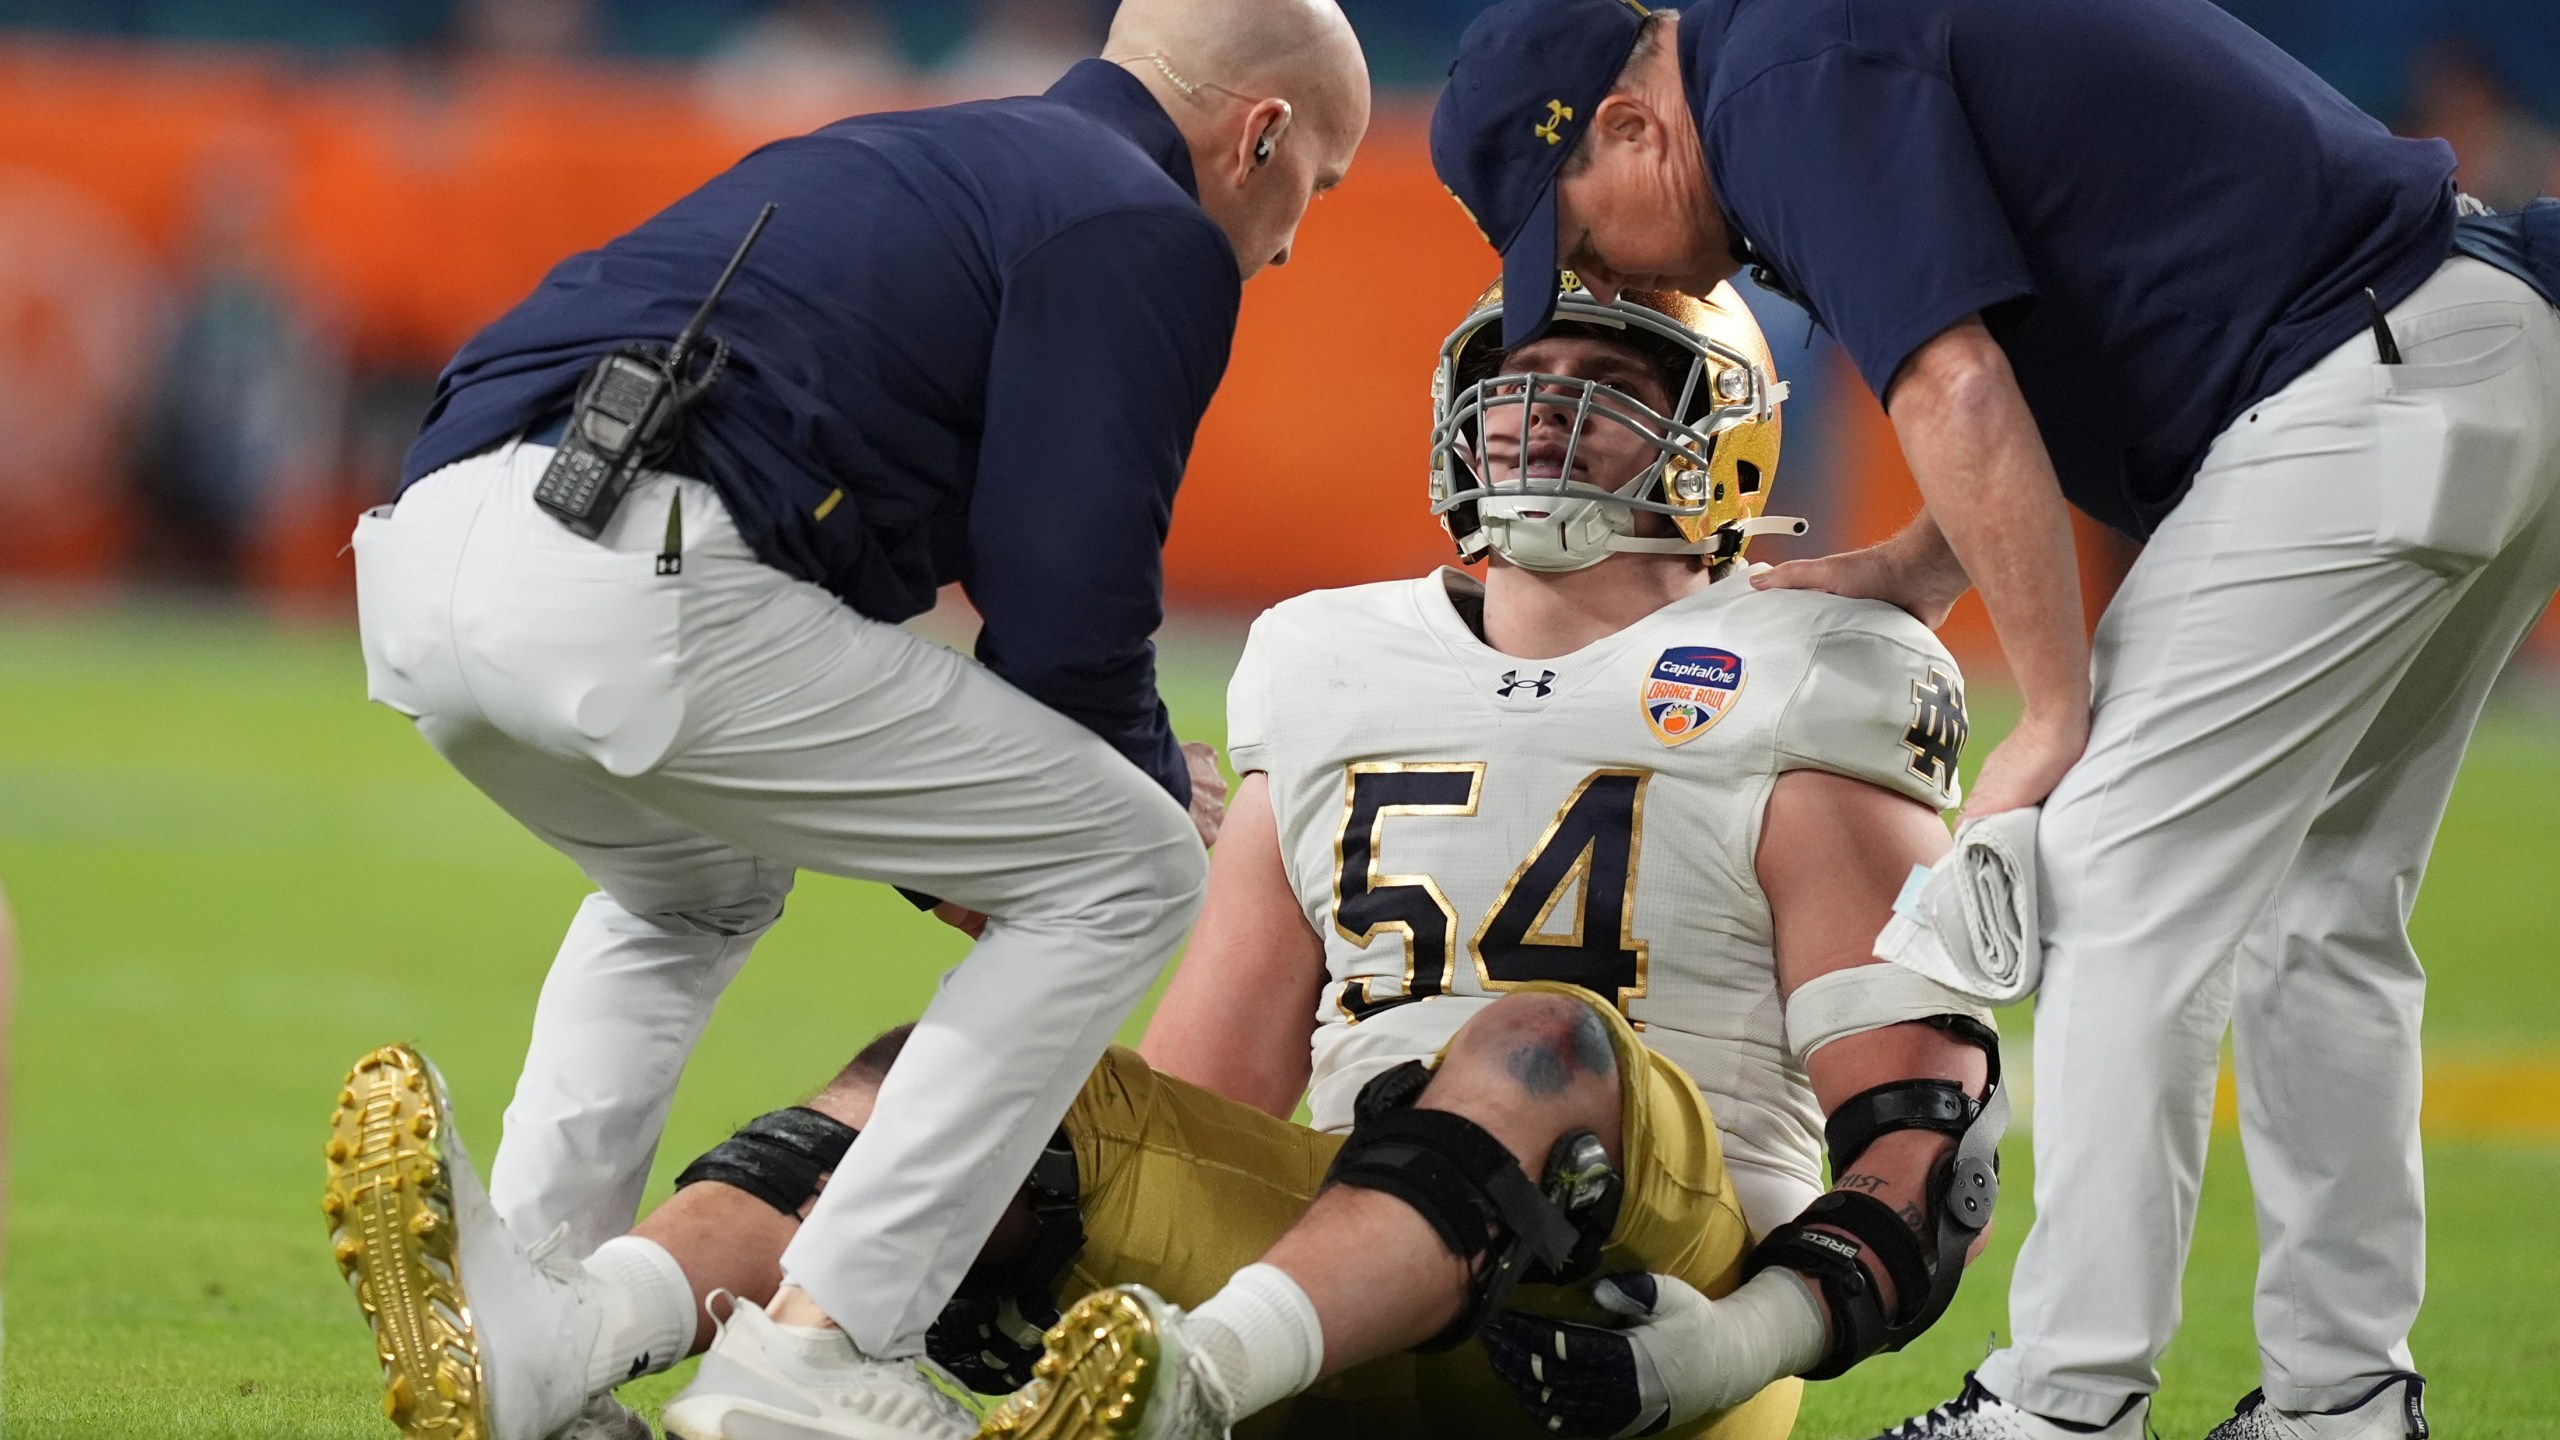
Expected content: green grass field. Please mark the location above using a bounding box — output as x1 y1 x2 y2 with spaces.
5 607 2559 1439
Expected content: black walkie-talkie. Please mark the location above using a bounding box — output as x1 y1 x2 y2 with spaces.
534 202 777 539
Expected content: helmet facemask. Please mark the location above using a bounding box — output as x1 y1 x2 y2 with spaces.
1429 281 1791 574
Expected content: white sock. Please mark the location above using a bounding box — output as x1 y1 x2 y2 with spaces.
1185 1263 1325 1421
583 1236 698 1392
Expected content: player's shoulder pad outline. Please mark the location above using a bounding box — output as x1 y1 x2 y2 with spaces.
1769 598 1967 811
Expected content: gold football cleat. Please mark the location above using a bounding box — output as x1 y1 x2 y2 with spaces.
324 1044 487 1440
977 1286 1173 1440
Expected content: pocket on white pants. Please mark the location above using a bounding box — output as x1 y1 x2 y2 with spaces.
2369 307 2547 567
352 505 445 719
453 543 688 779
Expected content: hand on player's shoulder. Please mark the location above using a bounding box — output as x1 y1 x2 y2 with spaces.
1752 540 1969 630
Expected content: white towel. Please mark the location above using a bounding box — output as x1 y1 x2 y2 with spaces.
1872 805 2043 1004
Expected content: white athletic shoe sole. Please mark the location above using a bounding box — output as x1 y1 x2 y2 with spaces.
662 1296 976 1440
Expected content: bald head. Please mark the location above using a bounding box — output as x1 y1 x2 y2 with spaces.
1108 0 1368 145
1106 0 1370 277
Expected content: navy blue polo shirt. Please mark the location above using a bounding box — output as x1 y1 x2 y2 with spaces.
1682 0 2459 538
401 61 1241 804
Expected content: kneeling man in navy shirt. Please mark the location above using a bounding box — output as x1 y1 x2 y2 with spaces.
324 4 1370 1439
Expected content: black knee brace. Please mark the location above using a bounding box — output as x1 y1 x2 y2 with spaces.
1321 1060 1621 1352
673 1106 859 1215
1745 1015 2007 1378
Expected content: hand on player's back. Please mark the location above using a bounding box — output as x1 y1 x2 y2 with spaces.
1184 741 1229 847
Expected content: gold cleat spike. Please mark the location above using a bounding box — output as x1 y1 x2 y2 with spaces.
978 1288 1166 1440
323 1043 487 1440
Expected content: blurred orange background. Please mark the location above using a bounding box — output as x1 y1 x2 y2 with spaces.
0 38 2549 672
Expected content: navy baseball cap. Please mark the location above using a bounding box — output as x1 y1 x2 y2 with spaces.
1431 0 1652 347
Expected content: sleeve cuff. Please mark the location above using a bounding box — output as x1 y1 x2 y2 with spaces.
1853 277 2037 402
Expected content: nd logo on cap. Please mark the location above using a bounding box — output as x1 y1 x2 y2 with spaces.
1430 0 1656 347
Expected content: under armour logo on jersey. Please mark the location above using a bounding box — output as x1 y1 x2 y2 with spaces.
1497 669 1557 698
1904 666 1970 795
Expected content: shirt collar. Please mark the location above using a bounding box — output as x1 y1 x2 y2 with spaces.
1045 59 1201 201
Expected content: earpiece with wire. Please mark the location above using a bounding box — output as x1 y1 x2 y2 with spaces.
1112 51 1291 170
1254 100 1292 166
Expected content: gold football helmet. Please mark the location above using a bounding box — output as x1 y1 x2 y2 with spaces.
1428 275 1795 572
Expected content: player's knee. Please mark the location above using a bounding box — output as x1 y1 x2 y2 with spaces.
1447 991 1618 1092
1432 991 1621 1136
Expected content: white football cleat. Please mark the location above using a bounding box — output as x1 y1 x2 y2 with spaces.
2203 1375 2429 1440
1869 1374 2148 1440
324 1043 603 1440
976 1285 1236 1440
660 1295 977 1440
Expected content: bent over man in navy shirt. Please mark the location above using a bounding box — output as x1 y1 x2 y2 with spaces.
325 4 1369 1438
1431 1 2560 1438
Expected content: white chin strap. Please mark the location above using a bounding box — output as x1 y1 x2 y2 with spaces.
1608 515 1810 556
1487 512 1810 571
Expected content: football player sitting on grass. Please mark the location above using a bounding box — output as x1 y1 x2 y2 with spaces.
326 278 2005 1440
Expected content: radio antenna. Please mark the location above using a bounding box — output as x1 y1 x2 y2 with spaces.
670 202 776 368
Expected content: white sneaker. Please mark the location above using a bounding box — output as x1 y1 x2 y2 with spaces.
324 1044 602 1440
1870 1374 2149 1440
561 1396 654 1440
660 1295 978 1440
2203 1375 2429 1440
977 1285 1235 1440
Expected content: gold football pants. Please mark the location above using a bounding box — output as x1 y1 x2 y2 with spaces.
1056 983 1802 1440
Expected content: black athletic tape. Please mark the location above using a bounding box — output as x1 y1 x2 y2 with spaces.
673 1106 858 1216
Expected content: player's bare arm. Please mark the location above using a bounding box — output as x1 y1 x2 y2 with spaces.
1139 770 1323 1116
1761 769 1986 1281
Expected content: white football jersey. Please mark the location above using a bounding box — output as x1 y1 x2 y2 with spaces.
1227 568 1968 1233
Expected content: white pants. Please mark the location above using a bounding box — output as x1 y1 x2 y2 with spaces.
352 442 1207 1357
1979 257 2560 1421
